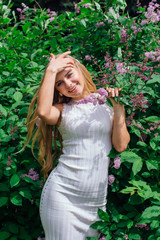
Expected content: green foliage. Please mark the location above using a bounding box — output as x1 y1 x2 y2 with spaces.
0 0 160 239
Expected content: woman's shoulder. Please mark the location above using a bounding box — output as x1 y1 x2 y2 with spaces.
54 103 63 113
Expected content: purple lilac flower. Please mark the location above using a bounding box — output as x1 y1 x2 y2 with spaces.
108 174 115 185
130 92 148 112
7 160 12 166
97 88 108 97
21 3 29 10
104 62 110 68
84 55 92 61
73 2 80 13
99 237 105 240
108 20 113 24
145 50 160 62
145 2 160 23
141 20 148 26
97 95 106 104
121 29 128 42
135 223 149 230
114 156 121 169
17 8 22 12
95 22 105 27
77 88 108 105
116 63 129 74
21 168 39 181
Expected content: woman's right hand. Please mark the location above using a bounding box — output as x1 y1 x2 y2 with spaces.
46 51 74 74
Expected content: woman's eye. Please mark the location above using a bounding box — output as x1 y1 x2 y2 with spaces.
57 81 62 86
68 73 72 78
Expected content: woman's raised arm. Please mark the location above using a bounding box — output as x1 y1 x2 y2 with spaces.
37 51 73 125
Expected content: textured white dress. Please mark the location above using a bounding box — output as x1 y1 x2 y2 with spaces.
40 97 114 240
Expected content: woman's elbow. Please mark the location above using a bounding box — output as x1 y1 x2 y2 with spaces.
114 144 128 153
113 136 130 153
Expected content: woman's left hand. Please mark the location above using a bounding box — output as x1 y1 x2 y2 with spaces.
106 87 124 111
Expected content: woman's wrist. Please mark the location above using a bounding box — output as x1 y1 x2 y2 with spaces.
46 66 57 74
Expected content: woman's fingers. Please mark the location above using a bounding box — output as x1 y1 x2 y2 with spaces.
61 51 71 58
50 53 55 59
106 87 121 98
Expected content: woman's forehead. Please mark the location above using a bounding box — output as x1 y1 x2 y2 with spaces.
56 67 72 80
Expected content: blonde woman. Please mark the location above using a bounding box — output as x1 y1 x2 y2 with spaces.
26 51 130 239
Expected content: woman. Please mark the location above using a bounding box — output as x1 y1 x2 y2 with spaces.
26 51 130 239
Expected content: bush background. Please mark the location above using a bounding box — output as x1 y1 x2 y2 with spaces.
0 0 160 239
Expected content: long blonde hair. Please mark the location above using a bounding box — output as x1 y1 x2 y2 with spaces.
23 54 97 179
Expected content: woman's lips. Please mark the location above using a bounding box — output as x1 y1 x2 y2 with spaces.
68 85 77 93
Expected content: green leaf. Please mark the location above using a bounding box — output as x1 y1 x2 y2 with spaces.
10 192 22 206
150 141 156 150
10 174 20 188
19 189 32 200
141 206 160 219
0 197 8 207
120 187 137 194
0 104 7 117
146 160 158 171
137 141 147 147
13 92 23 102
150 220 159 229
128 233 141 239
98 209 110 221
147 74 160 85
132 158 143 175
6 87 15 97
0 232 11 240
90 221 107 230
120 151 141 163
144 116 160 122
94 1 101 11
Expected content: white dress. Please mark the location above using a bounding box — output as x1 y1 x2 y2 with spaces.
40 97 114 240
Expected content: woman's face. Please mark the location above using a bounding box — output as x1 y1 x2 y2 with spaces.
55 66 89 100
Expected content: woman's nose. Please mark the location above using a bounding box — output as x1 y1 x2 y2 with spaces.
64 79 72 88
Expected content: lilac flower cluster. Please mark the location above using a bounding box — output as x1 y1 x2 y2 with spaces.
108 174 115 185
73 1 94 13
21 168 39 181
95 22 105 27
130 92 148 112
145 49 160 62
47 9 56 22
116 63 129 75
84 55 92 61
121 29 129 43
17 3 29 20
7 156 13 166
126 113 135 126
135 223 150 230
76 88 108 105
146 121 160 137
113 156 121 169
144 0 160 23
131 25 142 35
